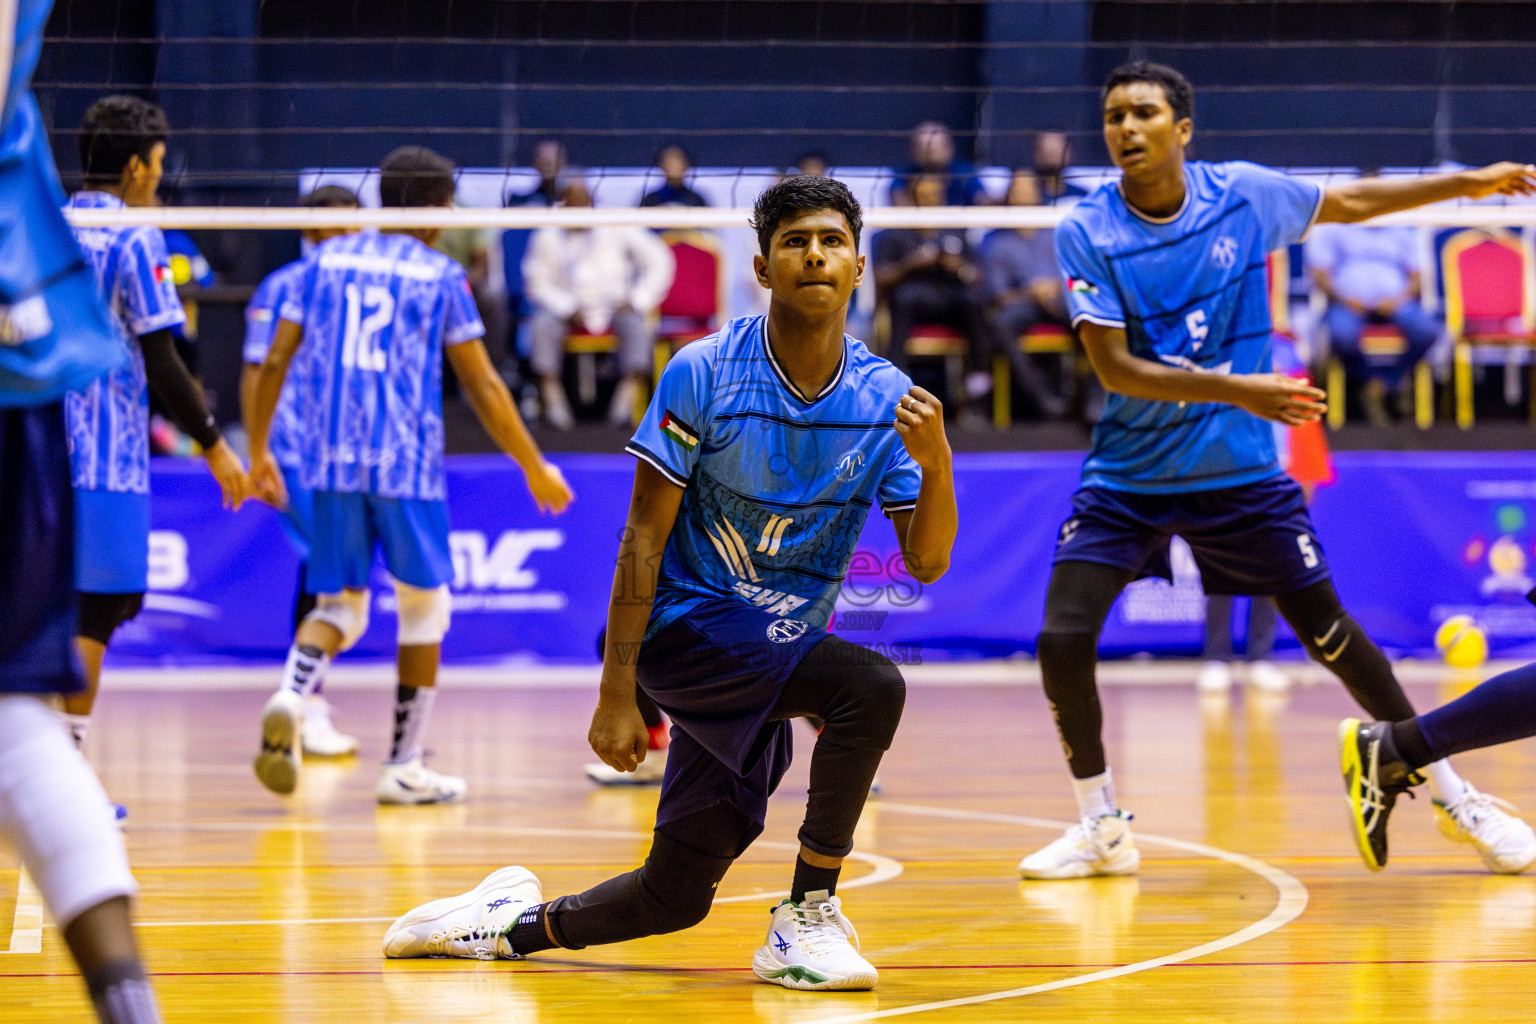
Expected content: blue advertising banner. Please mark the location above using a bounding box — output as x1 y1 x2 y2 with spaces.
107 451 1536 666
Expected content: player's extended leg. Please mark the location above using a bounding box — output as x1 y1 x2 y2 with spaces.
289 561 357 758
1277 579 1536 872
375 581 464 805
1020 559 1141 880
1340 661 1536 871
254 588 365 795
63 592 143 821
0 695 160 1024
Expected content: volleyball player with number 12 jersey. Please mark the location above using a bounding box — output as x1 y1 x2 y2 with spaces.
246 146 572 806
1020 60 1536 881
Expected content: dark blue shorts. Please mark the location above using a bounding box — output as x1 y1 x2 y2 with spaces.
1052 474 1331 596
636 597 829 836
0 404 83 695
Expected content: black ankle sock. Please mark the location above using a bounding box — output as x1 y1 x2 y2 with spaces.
791 856 841 903
85 959 161 1024
506 901 562 956
1391 718 1434 771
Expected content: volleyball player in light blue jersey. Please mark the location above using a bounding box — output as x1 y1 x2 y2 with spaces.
247 146 572 806
0 6 165 1020
1021 60 1536 881
60 96 249 808
240 184 362 759
385 176 958 992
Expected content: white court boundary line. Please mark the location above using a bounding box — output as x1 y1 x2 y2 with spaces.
1 869 44 955
799 802 1310 1024
114 821 900 928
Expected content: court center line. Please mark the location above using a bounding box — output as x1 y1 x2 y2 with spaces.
798 802 1309 1024
1 870 44 955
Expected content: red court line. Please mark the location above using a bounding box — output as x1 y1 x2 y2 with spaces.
6 957 1536 981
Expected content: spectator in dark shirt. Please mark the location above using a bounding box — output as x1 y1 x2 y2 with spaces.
1033 131 1088 206
978 170 1069 419
874 175 988 398
506 139 567 209
640 145 709 208
791 151 831 179
890 121 989 207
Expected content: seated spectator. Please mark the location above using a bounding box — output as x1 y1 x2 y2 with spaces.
978 170 1068 419
791 151 831 179
1033 131 1088 206
890 121 989 207
506 139 567 209
522 177 675 429
1306 187 1439 425
640 144 709 208
874 174 988 409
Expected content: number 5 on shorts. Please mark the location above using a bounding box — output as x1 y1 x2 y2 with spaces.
1297 534 1319 569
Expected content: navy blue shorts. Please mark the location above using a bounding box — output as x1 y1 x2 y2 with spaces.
636 597 829 836
1052 474 1331 596
0 403 83 695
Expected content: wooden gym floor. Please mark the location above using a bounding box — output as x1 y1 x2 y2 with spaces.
3 663 1534 1022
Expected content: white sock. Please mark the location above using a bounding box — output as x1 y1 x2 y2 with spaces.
388 685 437 765
280 644 331 698
1072 769 1117 820
60 713 91 749
1422 760 1467 804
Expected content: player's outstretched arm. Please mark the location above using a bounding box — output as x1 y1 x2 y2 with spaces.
590 462 685 773
1319 163 1536 224
139 328 249 510
445 339 573 514
892 386 957 585
1077 322 1326 425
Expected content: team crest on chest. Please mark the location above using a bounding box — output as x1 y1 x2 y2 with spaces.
1210 236 1239 270
835 449 865 483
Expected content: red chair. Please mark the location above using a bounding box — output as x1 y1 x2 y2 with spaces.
1441 228 1536 427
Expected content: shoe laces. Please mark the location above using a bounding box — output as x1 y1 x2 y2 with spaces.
789 899 859 956
428 924 511 960
1447 789 1521 834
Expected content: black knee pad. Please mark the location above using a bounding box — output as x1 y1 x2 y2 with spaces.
638 826 745 933
77 592 144 646
1273 579 1345 645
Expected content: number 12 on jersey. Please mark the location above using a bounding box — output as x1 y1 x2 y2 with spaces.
341 283 394 371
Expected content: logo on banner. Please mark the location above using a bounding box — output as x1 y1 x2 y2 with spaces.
430 529 569 613
1119 536 1206 625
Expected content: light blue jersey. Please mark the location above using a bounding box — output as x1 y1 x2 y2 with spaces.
1057 160 1323 494
279 231 483 500
628 315 922 638
244 259 307 469
63 192 187 493
0 0 124 406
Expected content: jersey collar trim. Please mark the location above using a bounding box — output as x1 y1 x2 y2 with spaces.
761 319 847 405
1117 167 1191 225
66 191 126 210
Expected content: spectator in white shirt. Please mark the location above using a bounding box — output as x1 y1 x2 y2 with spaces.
522 177 675 428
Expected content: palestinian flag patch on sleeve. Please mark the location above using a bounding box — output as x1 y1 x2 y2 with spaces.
1065 276 1099 296
659 410 699 451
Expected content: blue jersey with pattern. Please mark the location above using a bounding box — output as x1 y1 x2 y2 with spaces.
279 231 484 500
0 0 124 406
627 315 923 638
63 192 187 493
1057 161 1323 494
244 259 307 468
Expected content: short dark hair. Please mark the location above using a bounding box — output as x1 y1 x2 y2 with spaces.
79 95 168 186
1102 61 1194 123
301 185 359 208
749 175 862 258
378 146 456 208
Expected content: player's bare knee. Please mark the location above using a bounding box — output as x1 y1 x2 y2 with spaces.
306 589 370 652
393 581 451 646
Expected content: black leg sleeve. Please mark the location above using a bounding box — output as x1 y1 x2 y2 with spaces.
532 804 755 952
1038 561 1135 779
771 636 906 859
1274 579 1417 722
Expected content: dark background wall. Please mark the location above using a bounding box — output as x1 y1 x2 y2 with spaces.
36 0 1536 202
